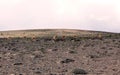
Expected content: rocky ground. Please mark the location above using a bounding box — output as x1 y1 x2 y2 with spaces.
0 29 120 75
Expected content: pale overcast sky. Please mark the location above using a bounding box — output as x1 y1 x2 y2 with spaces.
0 0 120 32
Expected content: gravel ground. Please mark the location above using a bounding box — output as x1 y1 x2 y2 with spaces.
0 29 120 75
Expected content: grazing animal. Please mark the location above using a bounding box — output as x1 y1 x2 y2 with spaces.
31 36 36 41
62 36 65 41
97 34 102 40
53 35 57 41
53 35 66 41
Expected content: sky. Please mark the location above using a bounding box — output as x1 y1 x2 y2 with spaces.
0 0 120 33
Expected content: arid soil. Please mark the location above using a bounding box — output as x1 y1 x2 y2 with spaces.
0 29 120 75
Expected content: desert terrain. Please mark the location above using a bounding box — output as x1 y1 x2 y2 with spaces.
0 29 120 75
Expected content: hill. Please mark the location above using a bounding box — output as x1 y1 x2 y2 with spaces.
0 29 120 75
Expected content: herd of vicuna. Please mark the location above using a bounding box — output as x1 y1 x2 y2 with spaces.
0 33 103 41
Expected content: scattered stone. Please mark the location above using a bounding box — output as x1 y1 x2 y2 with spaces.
89 55 99 58
35 71 41 74
12 48 17 51
34 55 44 59
60 58 75 64
0 30 120 75
62 69 68 72
40 48 46 53
109 48 113 50
72 68 87 74
101 47 106 49
14 62 23 65
52 48 58 51
69 50 77 54
50 73 57 75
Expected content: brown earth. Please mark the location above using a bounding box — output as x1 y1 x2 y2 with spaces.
0 29 120 75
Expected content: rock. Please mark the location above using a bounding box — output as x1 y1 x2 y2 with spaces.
60 58 75 64
35 71 41 74
52 48 58 51
69 50 77 54
14 62 23 65
72 68 87 74
89 55 99 59
12 48 17 51
10 74 15 75
50 73 57 75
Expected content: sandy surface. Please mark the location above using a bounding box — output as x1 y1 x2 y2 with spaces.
0 29 120 75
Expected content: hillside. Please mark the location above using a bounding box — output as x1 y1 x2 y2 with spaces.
0 29 120 75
